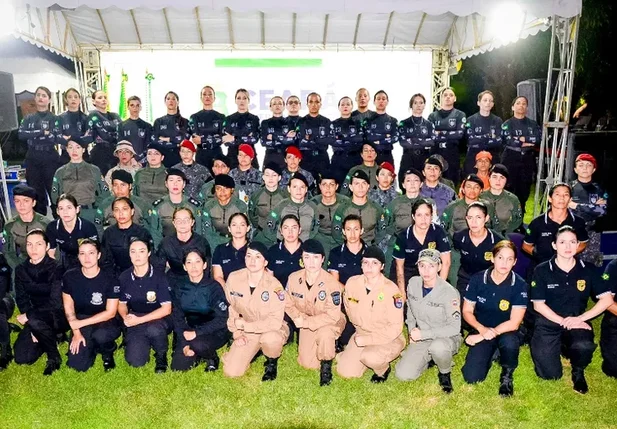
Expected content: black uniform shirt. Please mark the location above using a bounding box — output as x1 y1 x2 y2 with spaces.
57 110 88 147
171 275 228 335
152 114 189 145
393 224 451 277
118 118 153 155
266 242 303 285
212 241 248 280
530 257 611 317
524 210 589 263
604 259 617 297
260 116 295 149
101 223 152 276
464 269 528 327
62 267 119 316
296 114 334 151
188 109 225 149
223 112 260 147
453 229 503 278
46 218 99 258
15 255 64 316
156 232 210 277
119 265 172 314
327 242 366 284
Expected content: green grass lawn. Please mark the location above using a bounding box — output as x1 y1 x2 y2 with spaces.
2 323 617 429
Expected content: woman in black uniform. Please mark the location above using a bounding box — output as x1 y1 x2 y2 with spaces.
85 90 121 176
156 207 210 289
62 238 121 372
118 237 172 373
58 87 89 164
261 95 295 169
222 89 260 169
211 212 250 287
452 202 503 296
17 86 60 215
328 214 366 284
331 97 365 186
463 91 503 176
14 230 68 375
530 226 613 393
171 248 230 372
46 194 99 271
398 94 436 188
153 91 189 168
461 240 527 396
266 214 303 285
101 197 152 277
189 86 226 171
393 198 451 295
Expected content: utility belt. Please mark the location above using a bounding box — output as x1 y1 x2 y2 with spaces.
29 144 57 152
332 148 361 156
300 148 326 157
403 147 432 154
200 142 220 150
265 147 285 154
437 141 458 150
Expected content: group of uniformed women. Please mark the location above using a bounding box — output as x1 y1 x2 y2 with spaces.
0 84 612 397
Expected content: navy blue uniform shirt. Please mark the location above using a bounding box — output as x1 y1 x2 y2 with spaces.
119 265 172 314
524 210 589 263
62 267 119 316
454 229 503 278
267 241 303 286
188 109 225 149
464 268 528 327
212 241 248 281
393 224 451 278
327 242 366 284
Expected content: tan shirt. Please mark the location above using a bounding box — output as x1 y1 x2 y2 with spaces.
225 268 286 339
343 274 404 346
285 268 345 331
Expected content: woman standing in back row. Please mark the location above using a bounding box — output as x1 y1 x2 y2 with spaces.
222 89 260 169
153 91 189 168
189 86 226 172
84 90 121 177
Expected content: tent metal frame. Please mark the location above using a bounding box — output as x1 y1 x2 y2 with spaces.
533 14 580 216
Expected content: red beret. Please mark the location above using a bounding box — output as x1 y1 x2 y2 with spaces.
286 146 302 160
238 144 255 159
180 139 196 153
575 153 597 168
379 161 396 178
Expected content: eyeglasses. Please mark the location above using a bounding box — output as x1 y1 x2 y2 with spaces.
173 218 193 225
287 100 300 105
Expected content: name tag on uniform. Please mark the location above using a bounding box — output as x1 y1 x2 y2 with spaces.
230 291 244 297
291 292 304 299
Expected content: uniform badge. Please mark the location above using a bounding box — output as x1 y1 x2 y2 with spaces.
577 280 586 291
449 118 456 127
602 273 610 280
299 277 303 284
147 291 157 302
218 301 228 311
138 129 145 138
261 291 270 302
499 300 510 311
428 242 436 250
452 311 461 320
377 292 384 301
114 286 120 293
531 281 536 288
276 289 285 301
331 291 341 306
393 294 403 309
91 292 103 305
484 252 493 261
318 290 326 301
299 259 305 268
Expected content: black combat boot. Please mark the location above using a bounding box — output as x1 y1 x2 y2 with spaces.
572 367 589 394
102 354 116 372
154 353 168 374
438 372 453 393
205 354 220 373
43 359 61 376
320 360 333 386
0 344 12 371
262 357 279 382
498 367 514 397
370 365 391 383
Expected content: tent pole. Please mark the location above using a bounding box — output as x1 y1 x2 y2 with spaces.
533 14 580 217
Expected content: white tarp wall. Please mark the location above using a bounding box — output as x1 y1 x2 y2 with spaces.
0 56 77 93
102 50 432 122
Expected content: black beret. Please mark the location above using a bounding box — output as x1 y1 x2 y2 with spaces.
166 168 187 182
350 169 370 184
301 239 325 257
111 169 133 185
319 170 339 184
490 163 509 180
247 241 269 257
263 161 283 176
362 141 377 152
147 142 165 155
403 168 424 182
363 246 385 265
12 184 37 199
289 172 309 188
463 174 484 189
214 174 235 189
425 155 443 171
212 153 231 167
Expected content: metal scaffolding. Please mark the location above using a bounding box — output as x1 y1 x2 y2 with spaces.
533 15 581 216
431 49 450 110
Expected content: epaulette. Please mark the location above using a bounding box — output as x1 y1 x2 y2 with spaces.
152 198 164 206
188 197 202 207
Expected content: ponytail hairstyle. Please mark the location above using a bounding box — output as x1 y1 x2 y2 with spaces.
164 91 188 131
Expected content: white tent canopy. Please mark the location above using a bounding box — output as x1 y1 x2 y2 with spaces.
0 55 77 93
12 0 582 60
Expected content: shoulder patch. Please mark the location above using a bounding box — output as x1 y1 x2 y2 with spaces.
152 199 163 206
602 273 609 280
331 291 341 306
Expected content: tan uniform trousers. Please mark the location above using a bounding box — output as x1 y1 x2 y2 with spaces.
222 325 289 378
335 332 405 378
298 317 346 369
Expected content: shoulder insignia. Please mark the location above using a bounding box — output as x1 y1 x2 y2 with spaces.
188 197 201 207
152 199 163 206
602 273 609 280
531 281 536 288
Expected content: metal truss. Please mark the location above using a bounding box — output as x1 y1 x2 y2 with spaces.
431 49 450 110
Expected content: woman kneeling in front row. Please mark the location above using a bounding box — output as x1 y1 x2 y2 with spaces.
461 240 527 396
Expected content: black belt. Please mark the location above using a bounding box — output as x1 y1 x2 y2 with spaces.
333 149 361 156
403 147 432 154
266 148 285 154
95 141 114 147
80 204 96 209
200 142 220 150
300 149 325 156
30 144 56 151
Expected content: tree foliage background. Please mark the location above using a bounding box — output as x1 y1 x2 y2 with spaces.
451 0 615 121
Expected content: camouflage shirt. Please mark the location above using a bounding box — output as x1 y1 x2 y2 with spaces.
172 162 212 201
2 213 50 269
480 190 523 234
148 195 202 247
229 167 263 204
201 197 248 250
368 187 399 208
133 166 168 206
280 168 316 190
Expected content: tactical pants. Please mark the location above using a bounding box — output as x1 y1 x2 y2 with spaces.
502 149 535 215
297 318 346 369
531 317 596 380
14 309 67 364
432 143 460 183
90 142 116 177
300 150 330 183
336 332 405 378
395 336 461 381
399 148 431 188
461 331 520 383
171 329 230 371
124 317 171 368
600 312 617 378
66 317 121 372
25 147 60 216
196 146 223 174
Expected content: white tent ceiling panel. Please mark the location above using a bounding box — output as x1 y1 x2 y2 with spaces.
263 12 294 45
63 7 108 45
295 13 327 45
164 7 201 45
232 11 262 45
201 9 233 45
100 8 138 45
132 8 169 45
